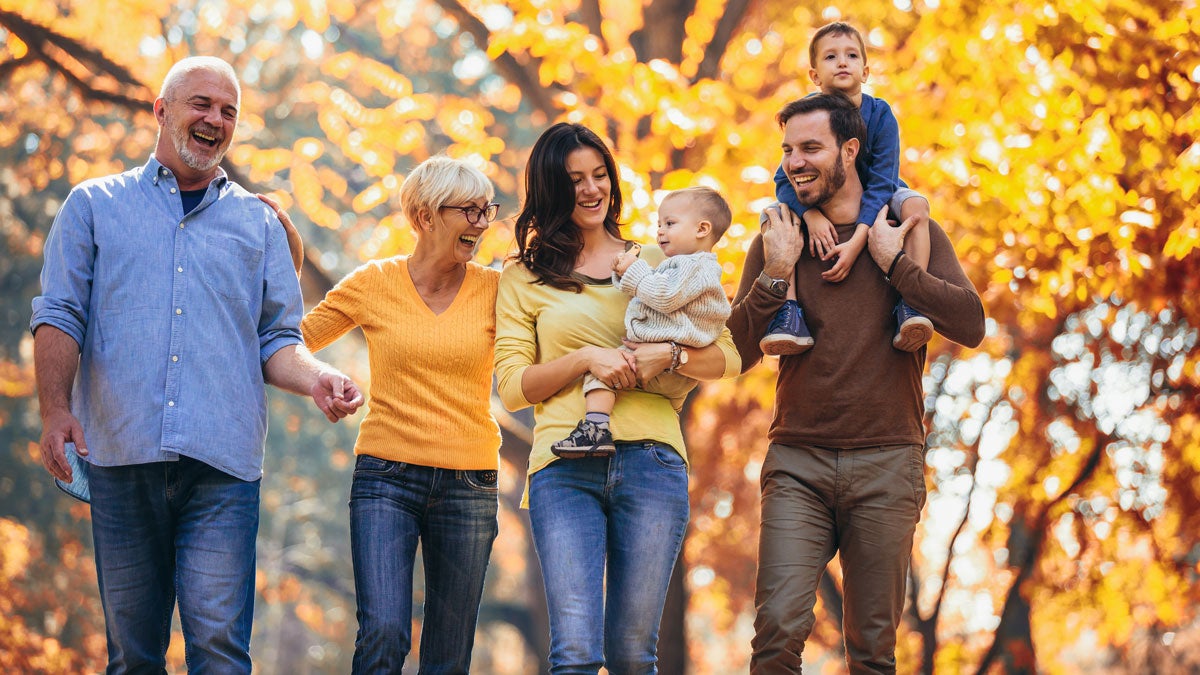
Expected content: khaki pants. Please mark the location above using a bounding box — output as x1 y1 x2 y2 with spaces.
751 442 927 674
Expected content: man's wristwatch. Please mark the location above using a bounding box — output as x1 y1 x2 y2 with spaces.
756 271 789 298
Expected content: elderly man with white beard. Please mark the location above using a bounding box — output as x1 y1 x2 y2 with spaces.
31 56 363 673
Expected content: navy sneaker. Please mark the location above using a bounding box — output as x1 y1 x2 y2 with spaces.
893 300 933 352
760 300 814 356
551 419 616 459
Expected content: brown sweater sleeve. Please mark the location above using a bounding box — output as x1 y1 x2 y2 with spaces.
728 234 785 374
888 220 985 348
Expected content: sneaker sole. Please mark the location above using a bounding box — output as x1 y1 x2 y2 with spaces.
893 317 934 352
552 445 616 459
760 335 814 356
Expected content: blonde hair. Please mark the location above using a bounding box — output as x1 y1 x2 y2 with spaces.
665 186 732 241
399 156 495 228
160 56 241 104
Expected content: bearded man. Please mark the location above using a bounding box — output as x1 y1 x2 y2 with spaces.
728 92 985 673
31 56 363 672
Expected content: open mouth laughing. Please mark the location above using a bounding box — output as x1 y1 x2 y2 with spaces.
191 127 221 148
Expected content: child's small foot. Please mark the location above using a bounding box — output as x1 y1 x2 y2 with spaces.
892 300 933 352
760 300 814 356
551 419 616 459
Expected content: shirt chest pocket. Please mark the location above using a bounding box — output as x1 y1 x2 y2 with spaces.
200 234 263 302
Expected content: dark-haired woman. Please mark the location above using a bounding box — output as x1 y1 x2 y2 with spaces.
494 123 740 673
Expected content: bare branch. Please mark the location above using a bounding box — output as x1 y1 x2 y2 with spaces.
0 9 154 105
694 0 752 82
973 427 1110 675
629 0 697 62
431 0 562 119
577 0 607 51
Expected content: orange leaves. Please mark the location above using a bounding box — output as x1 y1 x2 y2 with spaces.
290 163 342 230
322 54 414 99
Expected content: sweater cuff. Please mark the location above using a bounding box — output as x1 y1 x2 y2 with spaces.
618 258 652 295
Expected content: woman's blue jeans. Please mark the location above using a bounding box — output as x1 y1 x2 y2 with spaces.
528 441 690 675
89 456 260 674
349 455 499 674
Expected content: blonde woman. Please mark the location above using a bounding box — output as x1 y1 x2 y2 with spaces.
301 157 502 673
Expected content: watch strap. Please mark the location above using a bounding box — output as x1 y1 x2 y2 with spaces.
756 270 788 298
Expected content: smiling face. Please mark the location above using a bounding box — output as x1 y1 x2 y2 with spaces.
809 32 869 97
431 198 494 264
782 110 854 209
565 146 611 231
656 195 711 256
154 66 239 187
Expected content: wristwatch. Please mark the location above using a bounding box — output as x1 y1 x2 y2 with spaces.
668 341 689 372
756 271 789 298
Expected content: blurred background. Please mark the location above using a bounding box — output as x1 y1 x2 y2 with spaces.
1 0 1198 672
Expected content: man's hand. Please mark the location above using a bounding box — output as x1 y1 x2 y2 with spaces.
311 371 365 423
760 204 805 280
867 206 919 271
40 407 87 482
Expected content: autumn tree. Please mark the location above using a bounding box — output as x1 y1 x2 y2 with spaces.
2 0 1199 673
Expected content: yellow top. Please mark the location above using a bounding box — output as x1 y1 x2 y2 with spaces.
494 245 740 496
302 257 501 470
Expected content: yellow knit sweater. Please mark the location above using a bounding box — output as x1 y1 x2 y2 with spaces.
301 256 501 470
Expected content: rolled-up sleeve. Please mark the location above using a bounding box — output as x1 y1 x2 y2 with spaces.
256 206 304 365
493 266 536 412
31 189 95 346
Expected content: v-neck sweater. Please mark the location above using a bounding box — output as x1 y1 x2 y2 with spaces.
301 256 501 470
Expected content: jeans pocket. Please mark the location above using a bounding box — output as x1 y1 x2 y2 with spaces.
648 443 686 470
353 454 403 477
462 469 500 493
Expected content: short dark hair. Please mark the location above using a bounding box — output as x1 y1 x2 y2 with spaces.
513 122 624 292
775 92 867 150
666 186 732 241
809 22 867 68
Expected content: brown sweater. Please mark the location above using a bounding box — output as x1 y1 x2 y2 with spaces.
729 220 984 448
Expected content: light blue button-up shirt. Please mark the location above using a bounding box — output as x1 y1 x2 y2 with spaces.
31 156 304 481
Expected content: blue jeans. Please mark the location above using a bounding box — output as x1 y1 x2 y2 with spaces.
349 455 499 674
89 456 260 674
528 441 690 675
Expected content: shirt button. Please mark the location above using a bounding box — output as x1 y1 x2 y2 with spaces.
175 308 182 315
171 355 179 362
168 401 175 407
177 266 183 273
170 188 177 194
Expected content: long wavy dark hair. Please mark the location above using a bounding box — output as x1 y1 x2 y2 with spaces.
512 122 625 292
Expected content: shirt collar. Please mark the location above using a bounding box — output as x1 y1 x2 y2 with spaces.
144 155 229 191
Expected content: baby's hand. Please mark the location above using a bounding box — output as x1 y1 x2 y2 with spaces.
612 245 641 275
